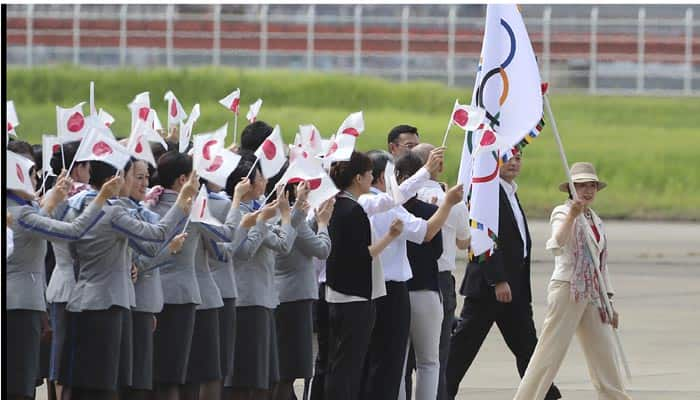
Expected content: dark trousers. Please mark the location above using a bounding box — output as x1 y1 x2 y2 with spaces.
445 298 561 400
362 281 411 400
437 271 457 400
324 300 376 400
310 284 328 400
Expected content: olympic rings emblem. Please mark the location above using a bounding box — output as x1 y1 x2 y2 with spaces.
476 18 516 128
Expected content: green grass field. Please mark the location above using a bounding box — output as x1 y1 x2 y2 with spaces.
7 66 700 220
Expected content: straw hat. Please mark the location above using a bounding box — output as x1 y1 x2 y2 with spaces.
558 162 607 192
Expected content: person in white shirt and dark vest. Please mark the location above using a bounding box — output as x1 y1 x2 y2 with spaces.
445 150 561 400
514 162 631 400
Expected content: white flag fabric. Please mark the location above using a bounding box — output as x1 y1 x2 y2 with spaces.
98 108 115 128
57 102 88 142
219 89 241 114
319 111 364 163
7 101 19 136
289 133 312 164
126 116 158 167
128 91 151 131
7 150 36 196
164 90 188 125
254 124 286 178
298 124 323 156
451 100 485 132
472 4 543 152
279 158 339 210
193 123 241 188
384 161 405 206
179 103 201 153
246 98 263 123
335 111 364 138
74 129 131 170
42 135 61 177
190 185 223 226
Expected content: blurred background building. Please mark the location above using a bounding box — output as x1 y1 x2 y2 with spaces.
5 4 700 95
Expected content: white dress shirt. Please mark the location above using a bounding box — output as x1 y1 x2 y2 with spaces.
417 180 470 272
500 178 528 259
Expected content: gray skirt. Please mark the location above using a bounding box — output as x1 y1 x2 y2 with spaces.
153 303 196 384
49 302 67 382
230 306 280 390
219 298 237 380
7 309 42 398
275 300 314 380
131 311 155 390
186 307 222 383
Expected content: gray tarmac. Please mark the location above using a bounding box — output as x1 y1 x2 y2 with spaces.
35 220 699 400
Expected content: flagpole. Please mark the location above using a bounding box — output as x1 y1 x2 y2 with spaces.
544 93 631 379
245 156 260 179
233 113 239 146
60 142 66 170
440 120 453 148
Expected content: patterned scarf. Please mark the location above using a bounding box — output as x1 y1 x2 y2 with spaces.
569 213 609 323
144 185 165 207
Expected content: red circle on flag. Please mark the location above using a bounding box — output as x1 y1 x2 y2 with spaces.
342 127 360 137
262 140 276 160
206 155 223 172
138 107 150 121
16 164 24 183
453 109 469 127
288 177 322 191
7 122 13 132
203 139 217 161
231 98 240 114
170 100 177 117
92 141 113 157
310 129 316 141
326 142 338 157
480 130 496 146
52 144 61 153
135 137 144 154
67 112 85 133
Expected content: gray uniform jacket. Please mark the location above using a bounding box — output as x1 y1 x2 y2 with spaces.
275 217 331 303
147 190 242 307
113 197 167 314
6 192 105 311
206 191 242 300
66 193 187 312
232 201 301 309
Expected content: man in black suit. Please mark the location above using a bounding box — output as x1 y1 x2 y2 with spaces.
445 151 561 400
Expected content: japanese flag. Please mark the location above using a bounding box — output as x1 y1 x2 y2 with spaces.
164 90 187 125
151 109 164 132
74 128 132 170
471 126 511 159
7 101 19 136
279 157 339 210
322 111 364 162
190 184 223 226
42 135 62 177
128 91 151 131
289 133 311 164
219 89 241 114
179 103 201 153
126 117 158 167
193 124 241 188
254 124 286 178
98 108 115 128
7 150 36 196
451 100 485 132
335 111 364 138
298 124 323 156
56 102 88 142
384 161 404 206
246 98 263 123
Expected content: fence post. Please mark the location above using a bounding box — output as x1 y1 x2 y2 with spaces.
636 7 645 93
260 5 268 69
542 6 551 84
354 5 362 75
589 6 598 94
307 5 315 71
120 4 128 66
447 6 456 87
166 4 174 68
73 4 81 65
26 4 34 67
684 8 694 95
401 6 410 83
213 4 221 66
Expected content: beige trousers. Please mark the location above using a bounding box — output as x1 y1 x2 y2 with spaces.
513 280 631 400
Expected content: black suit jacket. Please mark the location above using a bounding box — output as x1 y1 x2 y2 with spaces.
459 185 533 304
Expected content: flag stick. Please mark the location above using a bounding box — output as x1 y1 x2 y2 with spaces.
262 188 276 205
181 217 191 234
544 93 632 379
90 81 96 116
60 142 66 170
233 113 239 146
245 156 260 179
440 120 453 148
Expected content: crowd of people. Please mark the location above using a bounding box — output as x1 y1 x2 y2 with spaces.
6 119 631 400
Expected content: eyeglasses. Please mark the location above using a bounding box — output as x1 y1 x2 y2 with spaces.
393 141 419 149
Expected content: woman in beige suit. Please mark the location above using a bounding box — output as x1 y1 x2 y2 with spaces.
514 162 631 400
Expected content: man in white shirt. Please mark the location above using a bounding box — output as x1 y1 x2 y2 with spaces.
445 151 561 400
412 143 470 400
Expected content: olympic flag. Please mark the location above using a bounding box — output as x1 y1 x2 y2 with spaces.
459 4 543 259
